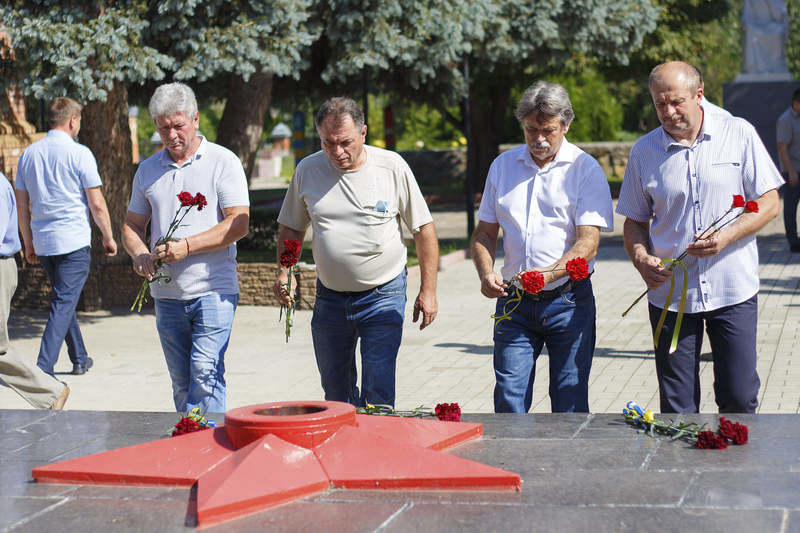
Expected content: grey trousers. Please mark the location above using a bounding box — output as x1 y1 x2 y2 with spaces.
0 256 64 408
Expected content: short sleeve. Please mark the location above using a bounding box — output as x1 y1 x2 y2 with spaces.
14 152 29 192
127 170 151 216
396 156 432 233
277 168 311 232
615 145 652 222
575 156 613 231
776 113 792 144
217 154 250 208
476 159 499 224
77 147 102 188
742 121 784 198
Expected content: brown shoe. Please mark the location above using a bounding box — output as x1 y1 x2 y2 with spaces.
50 384 70 410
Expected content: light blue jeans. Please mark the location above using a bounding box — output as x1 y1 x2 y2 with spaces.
311 270 407 407
154 293 238 414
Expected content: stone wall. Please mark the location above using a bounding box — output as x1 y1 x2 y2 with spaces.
12 262 318 311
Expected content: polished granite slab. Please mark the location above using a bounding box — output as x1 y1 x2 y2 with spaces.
1 410 798 532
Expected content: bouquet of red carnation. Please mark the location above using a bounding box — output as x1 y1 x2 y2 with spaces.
358 402 461 422
494 257 591 331
170 407 215 437
131 191 207 312
279 239 302 342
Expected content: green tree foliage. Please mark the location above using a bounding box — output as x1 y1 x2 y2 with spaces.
143 0 316 179
549 69 623 143
0 0 172 267
599 0 739 132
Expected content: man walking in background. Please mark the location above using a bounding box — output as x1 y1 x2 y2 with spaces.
15 97 117 377
0 172 69 409
776 88 800 252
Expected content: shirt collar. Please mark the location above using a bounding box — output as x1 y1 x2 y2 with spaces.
656 112 714 151
160 134 207 168
46 129 74 141
515 138 577 170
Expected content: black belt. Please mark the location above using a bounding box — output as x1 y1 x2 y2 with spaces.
519 274 591 302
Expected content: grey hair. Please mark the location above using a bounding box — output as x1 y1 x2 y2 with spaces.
315 97 365 129
149 82 198 120
515 81 574 126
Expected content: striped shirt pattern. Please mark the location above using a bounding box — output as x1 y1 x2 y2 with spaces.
616 113 784 312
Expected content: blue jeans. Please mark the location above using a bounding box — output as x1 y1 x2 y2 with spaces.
311 270 407 407
37 246 91 375
649 295 759 413
154 293 238 413
493 279 596 413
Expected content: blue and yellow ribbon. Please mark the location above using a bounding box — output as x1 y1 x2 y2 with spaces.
653 259 688 355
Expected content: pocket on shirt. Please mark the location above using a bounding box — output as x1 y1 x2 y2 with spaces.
710 161 742 168
362 206 399 252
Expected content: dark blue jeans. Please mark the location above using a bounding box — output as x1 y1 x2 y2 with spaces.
648 294 759 414
36 246 91 375
311 270 407 408
782 181 800 245
493 279 596 413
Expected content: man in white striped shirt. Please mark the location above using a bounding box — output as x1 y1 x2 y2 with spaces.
617 61 783 414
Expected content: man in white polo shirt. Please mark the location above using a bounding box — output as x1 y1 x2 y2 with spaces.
274 96 439 408
471 81 613 413
15 97 117 377
122 83 249 414
617 61 783 413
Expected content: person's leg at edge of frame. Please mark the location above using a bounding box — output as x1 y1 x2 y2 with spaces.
705 295 759 414
544 280 595 413
782 180 800 249
155 297 193 411
649 304 704 413
36 247 91 374
185 293 237 414
311 280 360 405
356 270 406 407
493 297 542 413
0 257 64 408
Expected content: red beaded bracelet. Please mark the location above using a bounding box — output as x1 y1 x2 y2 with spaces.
185 238 190 255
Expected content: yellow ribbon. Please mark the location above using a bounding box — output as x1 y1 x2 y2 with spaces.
491 287 523 332
653 259 688 354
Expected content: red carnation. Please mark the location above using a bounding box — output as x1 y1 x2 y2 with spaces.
520 270 545 294
718 417 748 445
731 195 745 208
171 416 207 437
280 239 302 269
435 402 461 422
744 200 758 213
565 257 589 281
177 191 194 207
193 193 208 211
284 239 302 257
695 429 729 449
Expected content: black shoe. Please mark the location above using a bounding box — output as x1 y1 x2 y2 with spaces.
72 357 94 375
790 243 800 253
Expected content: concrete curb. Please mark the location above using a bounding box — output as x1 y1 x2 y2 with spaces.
407 248 468 277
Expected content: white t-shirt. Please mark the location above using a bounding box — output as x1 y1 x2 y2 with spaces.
278 145 433 292
478 142 613 289
128 137 249 299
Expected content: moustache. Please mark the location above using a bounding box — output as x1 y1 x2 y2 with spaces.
529 140 551 149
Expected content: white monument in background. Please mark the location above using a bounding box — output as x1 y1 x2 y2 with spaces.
737 0 793 81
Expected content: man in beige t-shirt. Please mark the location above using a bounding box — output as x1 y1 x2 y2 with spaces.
274 97 439 407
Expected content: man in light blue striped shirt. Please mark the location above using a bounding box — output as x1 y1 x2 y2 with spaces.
617 61 783 414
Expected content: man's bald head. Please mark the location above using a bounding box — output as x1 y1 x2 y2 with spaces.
649 61 702 94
